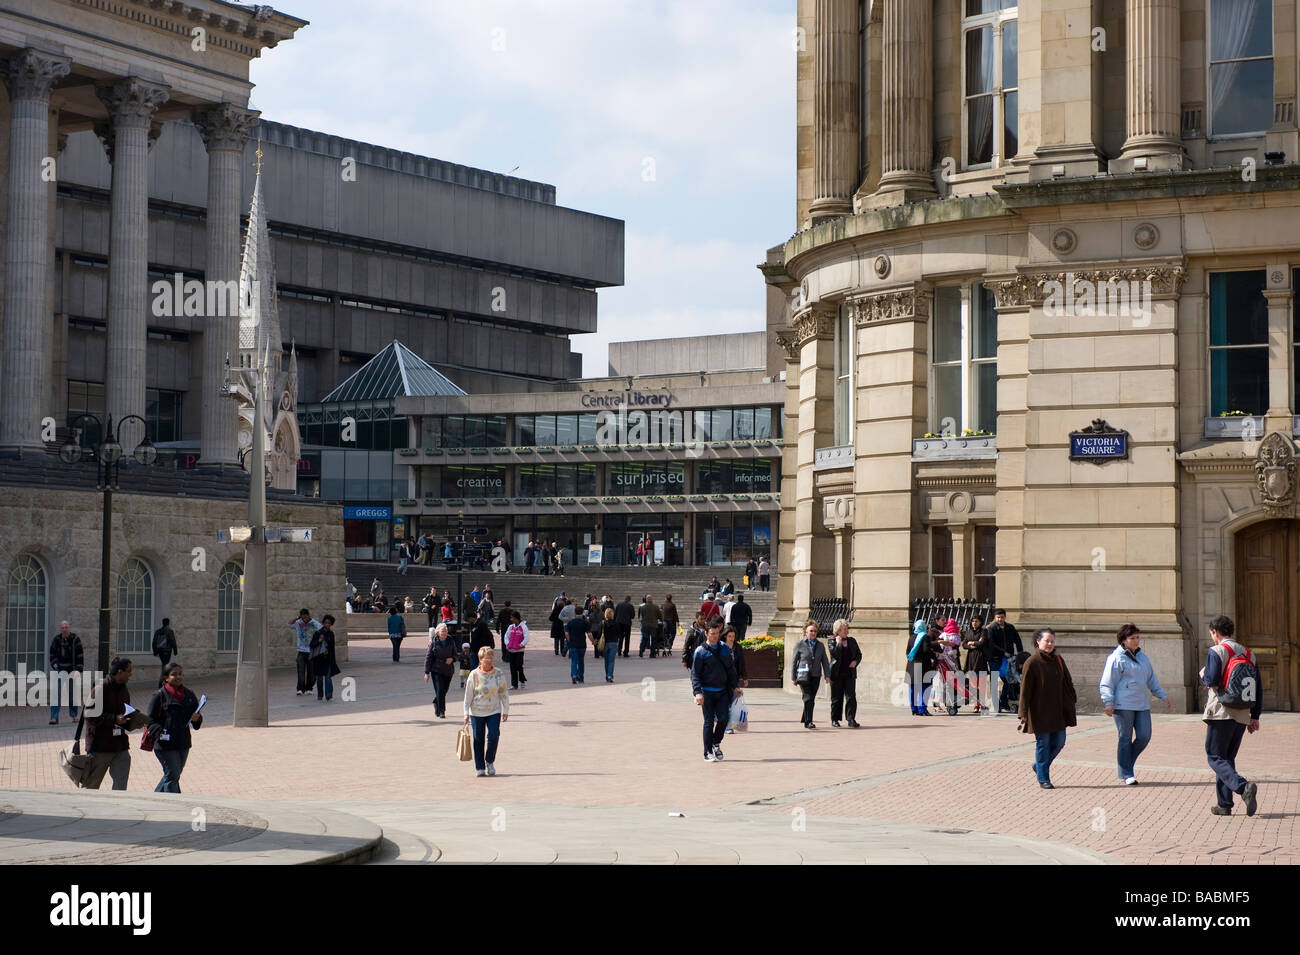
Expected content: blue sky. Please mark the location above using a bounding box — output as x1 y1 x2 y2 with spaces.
248 0 795 376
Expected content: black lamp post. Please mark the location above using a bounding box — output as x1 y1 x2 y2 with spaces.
59 413 157 673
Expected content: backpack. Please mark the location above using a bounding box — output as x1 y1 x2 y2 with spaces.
1217 645 1260 710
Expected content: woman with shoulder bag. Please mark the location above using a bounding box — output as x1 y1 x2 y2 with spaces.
146 663 203 793
309 614 341 701
424 622 457 717
464 647 510 777
1018 629 1077 789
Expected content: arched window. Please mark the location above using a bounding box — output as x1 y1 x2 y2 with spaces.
5 555 48 671
116 558 153 654
217 561 243 652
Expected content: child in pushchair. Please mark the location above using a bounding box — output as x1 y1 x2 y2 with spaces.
999 650 1032 714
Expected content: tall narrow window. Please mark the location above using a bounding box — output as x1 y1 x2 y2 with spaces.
931 527 954 598
5 555 48 671
1208 271 1269 416
974 526 997 603
1207 0 1274 138
931 283 997 435
116 558 153 654
834 306 853 446
963 1 1018 168
217 561 242 652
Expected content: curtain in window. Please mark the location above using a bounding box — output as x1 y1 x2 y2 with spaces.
966 27 995 164
1210 0 1261 121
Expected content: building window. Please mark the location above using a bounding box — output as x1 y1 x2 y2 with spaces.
67 380 105 449
146 389 182 443
931 282 997 434
1209 270 1268 415
834 306 853 446
963 1 1018 168
931 527 954 598
116 557 153 654
1207 0 1274 138
974 525 997 603
4 555 48 671
217 561 242 652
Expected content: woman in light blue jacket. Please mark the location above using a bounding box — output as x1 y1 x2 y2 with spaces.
1098 624 1171 785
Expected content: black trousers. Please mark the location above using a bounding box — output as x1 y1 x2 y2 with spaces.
509 652 526 688
619 623 631 656
295 651 312 692
156 651 172 687
800 681 819 723
1205 720 1249 808
432 671 451 716
701 690 730 753
830 676 857 722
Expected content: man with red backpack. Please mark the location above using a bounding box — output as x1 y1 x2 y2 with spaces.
1200 615 1262 816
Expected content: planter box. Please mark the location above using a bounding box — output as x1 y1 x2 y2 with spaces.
1205 416 1264 440
911 435 997 461
743 647 782 688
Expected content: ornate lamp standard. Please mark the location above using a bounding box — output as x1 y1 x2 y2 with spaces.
58 413 157 673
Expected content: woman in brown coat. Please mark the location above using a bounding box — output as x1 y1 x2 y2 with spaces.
1018 628 1077 789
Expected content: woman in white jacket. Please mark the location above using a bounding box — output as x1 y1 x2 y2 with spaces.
1098 623 1170 785
464 647 510 777
503 611 529 690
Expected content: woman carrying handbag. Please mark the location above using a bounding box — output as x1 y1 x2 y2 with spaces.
309 615 340 701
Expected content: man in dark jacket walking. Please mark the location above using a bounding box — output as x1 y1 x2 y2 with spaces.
986 609 1023 713
828 619 862 728
83 656 135 789
690 620 737 761
48 621 84 724
613 595 636 658
151 618 178 688
468 610 495 663
790 619 832 728
638 595 661 657
729 594 753 641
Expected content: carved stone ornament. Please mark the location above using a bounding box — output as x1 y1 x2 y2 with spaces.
991 266 1186 308
1255 431 1297 514
195 104 260 153
2 50 71 103
773 328 800 361
1051 228 1077 255
873 254 891 279
792 303 838 346
987 274 1037 308
1133 223 1159 250
845 285 929 326
822 494 855 530
96 78 171 130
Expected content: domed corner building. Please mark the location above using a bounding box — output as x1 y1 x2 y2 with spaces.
766 0 1300 712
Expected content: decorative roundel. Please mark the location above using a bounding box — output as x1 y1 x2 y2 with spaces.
947 491 972 514
1134 223 1159 250
1051 228 1077 255
1271 269 1285 285
874 254 891 279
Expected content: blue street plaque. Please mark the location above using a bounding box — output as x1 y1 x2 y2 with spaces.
1069 419 1129 462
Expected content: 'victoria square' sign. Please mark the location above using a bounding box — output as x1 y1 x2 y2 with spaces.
1069 419 1129 462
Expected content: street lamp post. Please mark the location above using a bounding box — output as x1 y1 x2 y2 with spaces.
59 413 157 673
222 354 269 727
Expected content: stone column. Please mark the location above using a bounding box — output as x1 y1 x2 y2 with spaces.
1114 0 1183 172
0 50 70 451
809 0 860 221
196 105 259 466
868 0 936 206
1263 283 1293 435
97 78 170 448
950 523 970 599
822 493 855 599
1030 0 1105 179
791 302 838 616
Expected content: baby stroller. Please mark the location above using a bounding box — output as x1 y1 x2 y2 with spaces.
1000 651 1031 714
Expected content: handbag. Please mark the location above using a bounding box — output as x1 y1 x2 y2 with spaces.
456 726 473 761
59 716 93 787
597 633 606 653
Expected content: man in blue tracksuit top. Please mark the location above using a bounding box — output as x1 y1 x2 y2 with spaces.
690 618 737 762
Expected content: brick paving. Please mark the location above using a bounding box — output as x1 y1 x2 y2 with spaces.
1 639 1295 863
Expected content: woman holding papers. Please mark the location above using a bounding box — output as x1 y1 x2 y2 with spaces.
145 663 204 793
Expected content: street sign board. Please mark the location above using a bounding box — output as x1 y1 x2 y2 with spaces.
279 527 314 542
219 526 252 543
459 527 488 536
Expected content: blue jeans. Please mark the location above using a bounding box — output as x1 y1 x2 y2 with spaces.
604 642 618 680
1113 708 1152 779
569 645 585 682
154 747 189 793
49 669 81 722
700 690 730 754
1033 731 1067 784
470 713 501 771
316 672 334 699
397 556 409 574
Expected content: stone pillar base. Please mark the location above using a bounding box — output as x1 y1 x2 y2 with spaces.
1110 137 1184 174
809 196 853 221
861 175 937 208
1028 145 1106 181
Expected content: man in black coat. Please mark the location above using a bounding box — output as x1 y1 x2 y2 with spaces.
729 594 753 641
986 608 1024 714
48 621 84 724
613 595 636 658
151 618 178 688
468 611 495 663
828 619 862 728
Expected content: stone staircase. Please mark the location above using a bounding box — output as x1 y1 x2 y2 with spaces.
345 561 780 638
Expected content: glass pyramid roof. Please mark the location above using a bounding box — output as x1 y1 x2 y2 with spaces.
321 340 466 403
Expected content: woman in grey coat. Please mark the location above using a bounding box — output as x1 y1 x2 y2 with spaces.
790 619 831 728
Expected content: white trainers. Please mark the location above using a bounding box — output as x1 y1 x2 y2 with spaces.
476 769 486 777
1124 776 1138 786
486 764 496 776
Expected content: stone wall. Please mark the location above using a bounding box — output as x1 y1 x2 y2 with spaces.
0 486 347 676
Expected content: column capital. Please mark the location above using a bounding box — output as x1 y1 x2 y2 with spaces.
2 49 71 103
195 104 261 153
96 77 170 130
792 300 839 346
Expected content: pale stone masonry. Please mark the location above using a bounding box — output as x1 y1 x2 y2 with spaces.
767 1 1300 713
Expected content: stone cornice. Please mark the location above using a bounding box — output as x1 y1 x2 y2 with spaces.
845 282 930 326
1 50 72 103
915 474 997 488
792 302 838 346
987 261 1186 308
71 0 309 56
996 165 1300 209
